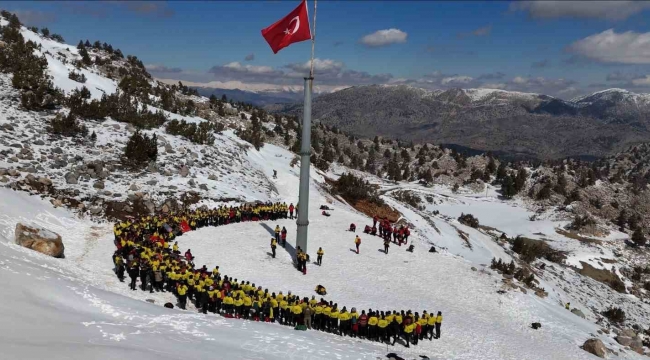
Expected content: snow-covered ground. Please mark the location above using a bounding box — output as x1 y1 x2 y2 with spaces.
3 142 648 359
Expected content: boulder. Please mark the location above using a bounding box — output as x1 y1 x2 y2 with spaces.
582 338 607 358
93 181 105 189
14 223 64 258
146 179 157 186
65 172 78 184
180 165 189 177
199 184 209 191
471 267 477 271
571 309 586 319
621 329 637 338
89 207 103 215
37 177 52 186
616 336 633 347
33 139 45 146
208 174 218 181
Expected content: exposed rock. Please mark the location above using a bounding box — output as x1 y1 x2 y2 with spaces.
208 174 218 181
89 207 103 215
188 179 196 186
129 184 139 191
199 184 209 191
23 167 36 173
146 179 157 185
582 338 607 358
616 336 633 347
126 124 135 133
164 143 173 153
471 267 477 271
9 143 22 148
571 309 586 319
180 165 189 177
8 169 20 177
144 200 155 213
621 329 637 338
65 172 78 184
93 181 105 189
52 147 63 154
162 204 170 213
33 139 45 146
14 223 64 258
37 177 52 186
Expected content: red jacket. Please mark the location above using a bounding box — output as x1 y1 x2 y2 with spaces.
359 314 368 326
289 205 295 211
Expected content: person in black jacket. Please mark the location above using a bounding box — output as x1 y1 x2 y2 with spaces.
389 317 400 346
128 259 139 291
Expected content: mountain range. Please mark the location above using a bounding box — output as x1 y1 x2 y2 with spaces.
276 85 650 160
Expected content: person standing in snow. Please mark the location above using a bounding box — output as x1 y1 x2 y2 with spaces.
177 282 188 310
354 235 361 254
304 304 313 329
434 311 443 339
114 253 125 282
316 247 324 266
128 258 139 291
274 225 281 243
281 226 287 247
384 238 390 254
271 237 277 258
289 203 295 219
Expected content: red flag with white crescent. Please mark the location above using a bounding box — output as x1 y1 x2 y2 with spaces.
261 0 312 54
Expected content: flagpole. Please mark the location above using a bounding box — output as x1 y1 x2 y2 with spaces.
296 0 317 257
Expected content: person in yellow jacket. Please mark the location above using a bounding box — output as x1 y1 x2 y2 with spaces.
234 295 244 318
368 312 379 341
354 235 361 254
427 311 436 340
404 322 416 348
177 283 188 310
377 316 389 343
223 293 234 316
270 237 277 258
329 306 340 334
338 308 352 336
418 312 428 341
291 303 303 327
316 247 324 266
274 225 281 243
434 311 443 339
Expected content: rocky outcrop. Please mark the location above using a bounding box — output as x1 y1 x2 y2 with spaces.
14 223 64 258
571 309 586 319
582 338 607 358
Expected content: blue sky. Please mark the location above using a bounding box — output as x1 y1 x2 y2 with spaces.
2 1 650 98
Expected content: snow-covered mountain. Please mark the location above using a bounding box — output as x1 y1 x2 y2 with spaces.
3 11 650 360
278 85 650 160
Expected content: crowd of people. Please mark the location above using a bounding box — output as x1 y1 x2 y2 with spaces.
357 216 411 254
111 203 442 348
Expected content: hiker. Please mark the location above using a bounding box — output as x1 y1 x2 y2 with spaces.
316 247 324 266
373 215 378 228
434 311 443 339
273 169 277 179
270 237 277 258
364 225 371 234
177 282 188 310
114 253 125 282
315 284 327 295
289 203 295 219
358 310 368 338
349 223 356 232
355 235 361 254
274 225 281 242
304 305 313 329
322 210 330 217
565 302 570 310
371 226 377 236
384 238 390 254
281 226 287 247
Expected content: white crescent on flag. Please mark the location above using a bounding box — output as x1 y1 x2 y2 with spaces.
285 16 300 35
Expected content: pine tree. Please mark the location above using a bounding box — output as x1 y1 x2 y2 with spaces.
632 228 646 247
40 28 50 37
501 175 516 199
90 131 97 142
496 162 507 180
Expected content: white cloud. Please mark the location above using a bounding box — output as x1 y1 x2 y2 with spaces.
632 76 650 86
567 29 650 64
510 1 650 20
512 76 528 84
360 29 408 47
222 62 276 74
146 64 182 73
441 76 474 85
285 58 344 73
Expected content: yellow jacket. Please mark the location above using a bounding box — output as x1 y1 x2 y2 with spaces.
368 316 378 326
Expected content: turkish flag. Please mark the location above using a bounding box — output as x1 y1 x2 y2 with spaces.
261 0 312 54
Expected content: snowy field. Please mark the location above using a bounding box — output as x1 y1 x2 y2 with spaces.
3 142 647 359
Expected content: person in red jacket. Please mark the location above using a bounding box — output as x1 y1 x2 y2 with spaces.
372 215 378 228
289 203 295 219
404 227 410 244
280 226 287 247
358 310 368 338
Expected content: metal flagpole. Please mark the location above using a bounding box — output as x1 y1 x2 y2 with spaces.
296 0 316 256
